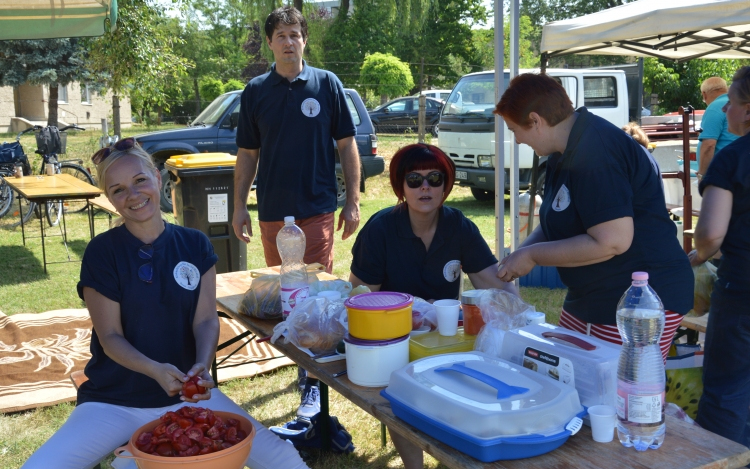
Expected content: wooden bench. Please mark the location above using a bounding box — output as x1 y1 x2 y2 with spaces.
88 195 119 233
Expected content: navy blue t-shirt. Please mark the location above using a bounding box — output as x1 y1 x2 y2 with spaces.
236 61 356 222
351 205 497 300
540 108 693 324
700 132 750 290
77 223 218 408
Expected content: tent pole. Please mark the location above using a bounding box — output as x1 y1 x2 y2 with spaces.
493 0 505 259
509 0 520 257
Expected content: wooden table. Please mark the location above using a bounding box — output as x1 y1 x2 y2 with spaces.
4 173 102 273
217 271 750 469
681 314 708 334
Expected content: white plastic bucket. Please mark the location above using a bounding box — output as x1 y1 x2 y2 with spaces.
344 334 409 387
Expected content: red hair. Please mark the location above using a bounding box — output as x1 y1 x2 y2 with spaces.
494 73 574 128
389 143 455 205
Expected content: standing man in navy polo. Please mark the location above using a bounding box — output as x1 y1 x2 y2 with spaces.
232 6 360 419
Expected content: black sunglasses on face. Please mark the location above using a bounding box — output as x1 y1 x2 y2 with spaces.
138 244 154 284
92 137 138 165
405 171 444 189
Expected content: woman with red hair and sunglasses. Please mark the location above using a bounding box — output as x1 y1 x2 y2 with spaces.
23 140 309 469
494 73 693 363
349 143 517 469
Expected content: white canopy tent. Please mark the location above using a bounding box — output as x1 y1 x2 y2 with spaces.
540 0 750 63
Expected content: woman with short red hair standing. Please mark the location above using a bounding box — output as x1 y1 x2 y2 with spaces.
349 143 517 469
494 73 693 362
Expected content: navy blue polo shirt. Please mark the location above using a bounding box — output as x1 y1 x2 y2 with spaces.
236 61 356 222
77 223 218 408
350 204 497 300
540 108 693 324
700 132 750 289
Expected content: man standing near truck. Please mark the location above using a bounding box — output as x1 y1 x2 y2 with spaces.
697 77 738 178
232 6 360 418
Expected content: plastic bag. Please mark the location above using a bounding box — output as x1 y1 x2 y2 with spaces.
689 262 717 317
474 289 535 358
237 275 282 319
666 342 704 420
271 297 348 354
309 279 353 297
412 297 437 331
349 285 371 297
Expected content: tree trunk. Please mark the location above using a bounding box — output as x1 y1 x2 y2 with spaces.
48 85 59 127
113 94 121 137
339 0 350 17
193 78 201 117
381 94 388 105
294 0 303 12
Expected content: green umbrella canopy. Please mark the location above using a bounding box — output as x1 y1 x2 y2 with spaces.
0 0 117 40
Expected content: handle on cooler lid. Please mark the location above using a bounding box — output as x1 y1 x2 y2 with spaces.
541 332 596 351
434 362 529 399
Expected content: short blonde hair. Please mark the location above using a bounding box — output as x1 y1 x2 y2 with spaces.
94 144 158 193
701 77 728 94
622 122 649 148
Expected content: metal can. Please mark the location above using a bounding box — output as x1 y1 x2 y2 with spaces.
14 163 23 178
46 164 55 176
462 289 486 335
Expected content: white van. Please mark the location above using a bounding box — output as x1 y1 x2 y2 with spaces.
413 89 452 103
438 69 629 200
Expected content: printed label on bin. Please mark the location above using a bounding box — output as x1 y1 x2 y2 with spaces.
281 286 309 316
207 194 228 223
522 347 575 386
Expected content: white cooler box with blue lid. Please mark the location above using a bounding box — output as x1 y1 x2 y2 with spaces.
499 323 620 411
381 351 585 462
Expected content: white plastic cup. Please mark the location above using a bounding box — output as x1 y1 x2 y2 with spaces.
525 311 546 325
434 299 461 336
588 405 617 443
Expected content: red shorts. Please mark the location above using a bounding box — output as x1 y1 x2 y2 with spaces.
558 309 683 364
259 212 335 274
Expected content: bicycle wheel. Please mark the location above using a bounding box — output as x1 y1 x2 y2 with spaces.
46 199 62 227
0 175 12 218
60 163 96 213
0 184 34 230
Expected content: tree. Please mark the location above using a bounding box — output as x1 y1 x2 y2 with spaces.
0 39 92 127
85 0 190 136
360 53 415 103
472 15 539 72
242 21 270 82
199 77 225 103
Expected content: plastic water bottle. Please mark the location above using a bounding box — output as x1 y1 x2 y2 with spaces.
277 216 309 318
616 271 666 451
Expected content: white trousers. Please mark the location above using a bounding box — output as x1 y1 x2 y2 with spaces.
21 390 308 469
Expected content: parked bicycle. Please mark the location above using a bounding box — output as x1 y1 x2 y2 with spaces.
0 125 96 230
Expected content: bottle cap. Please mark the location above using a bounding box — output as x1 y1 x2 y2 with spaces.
631 272 649 281
284 216 295 224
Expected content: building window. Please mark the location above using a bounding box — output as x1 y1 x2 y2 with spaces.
57 84 68 103
81 84 91 104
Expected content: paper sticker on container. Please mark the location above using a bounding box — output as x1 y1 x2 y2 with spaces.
522 347 575 386
208 194 228 223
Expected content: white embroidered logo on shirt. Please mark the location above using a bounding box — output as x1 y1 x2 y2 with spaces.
301 98 321 117
174 261 200 290
443 260 461 282
552 184 571 212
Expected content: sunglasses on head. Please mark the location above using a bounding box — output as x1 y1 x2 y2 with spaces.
405 171 444 189
138 244 154 284
92 137 138 165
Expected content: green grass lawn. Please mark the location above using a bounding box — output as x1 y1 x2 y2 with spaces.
0 128 567 469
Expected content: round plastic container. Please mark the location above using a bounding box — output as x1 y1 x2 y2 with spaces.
344 334 410 386
344 292 413 340
462 290 486 335
114 410 255 469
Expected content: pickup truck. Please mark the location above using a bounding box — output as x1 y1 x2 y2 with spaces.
134 88 384 212
438 69 629 200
